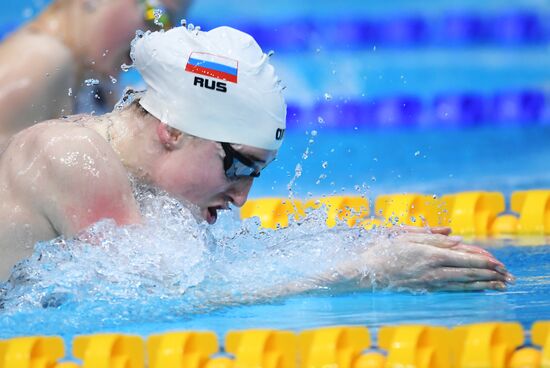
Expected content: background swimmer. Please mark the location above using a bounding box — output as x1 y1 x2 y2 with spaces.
0 0 190 147
0 27 512 293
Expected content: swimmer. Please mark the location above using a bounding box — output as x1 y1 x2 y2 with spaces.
0 26 513 292
0 0 190 147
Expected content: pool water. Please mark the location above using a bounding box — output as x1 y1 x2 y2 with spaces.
0 124 549 346
0 0 549 352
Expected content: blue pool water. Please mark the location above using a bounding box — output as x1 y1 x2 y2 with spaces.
0 0 549 352
0 125 548 347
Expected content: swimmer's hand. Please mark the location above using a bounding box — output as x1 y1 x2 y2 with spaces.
344 232 514 292
391 225 498 259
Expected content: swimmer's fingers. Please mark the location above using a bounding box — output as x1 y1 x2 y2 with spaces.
392 278 507 291
451 244 494 258
399 232 462 248
396 271 507 291
433 267 511 283
393 225 452 236
436 249 509 276
432 281 507 292
426 226 452 236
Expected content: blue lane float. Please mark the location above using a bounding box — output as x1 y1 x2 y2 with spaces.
195 10 549 51
3 10 547 50
286 89 548 130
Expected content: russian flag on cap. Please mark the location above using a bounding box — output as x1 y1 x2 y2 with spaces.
185 52 238 83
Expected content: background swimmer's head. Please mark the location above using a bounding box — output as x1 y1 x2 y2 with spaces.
38 0 191 76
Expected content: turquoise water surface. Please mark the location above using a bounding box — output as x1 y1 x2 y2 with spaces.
0 0 548 349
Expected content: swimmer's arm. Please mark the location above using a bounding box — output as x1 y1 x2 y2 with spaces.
0 33 75 137
36 131 142 237
217 234 511 302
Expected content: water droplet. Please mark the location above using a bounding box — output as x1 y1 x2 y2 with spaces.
302 147 309 160
180 19 187 27
324 93 332 101
153 9 165 28
109 75 117 84
311 130 318 136
294 163 302 177
317 116 325 124
432 194 438 199
121 63 133 72
267 50 275 57
321 161 328 169
45 73 50 77
373 45 377 51
84 78 100 87
67 88 72 96
371 176 377 182
187 23 195 31
414 150 420 157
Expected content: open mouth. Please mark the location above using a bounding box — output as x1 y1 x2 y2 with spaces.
205 205 227 224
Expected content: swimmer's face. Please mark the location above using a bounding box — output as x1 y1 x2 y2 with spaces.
150 134 276 224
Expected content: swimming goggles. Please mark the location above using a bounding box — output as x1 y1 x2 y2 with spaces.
138 0 173 30
221 143 263 179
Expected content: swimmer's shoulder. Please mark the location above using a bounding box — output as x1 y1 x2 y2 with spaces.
2 119 140 235
2 118 125 185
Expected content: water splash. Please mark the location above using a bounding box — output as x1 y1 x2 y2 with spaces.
120 63 133 72
0 180 391 337
153 9 165 28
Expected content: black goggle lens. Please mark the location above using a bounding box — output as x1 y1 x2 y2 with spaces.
221 143 261 179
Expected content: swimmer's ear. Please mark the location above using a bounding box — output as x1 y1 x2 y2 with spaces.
156 123 184 150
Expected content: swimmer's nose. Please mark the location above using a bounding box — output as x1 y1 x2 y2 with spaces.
229 178 253 207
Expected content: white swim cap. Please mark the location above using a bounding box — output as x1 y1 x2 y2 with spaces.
133 26 287 150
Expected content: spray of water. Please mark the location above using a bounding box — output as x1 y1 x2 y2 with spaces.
0 178 393 319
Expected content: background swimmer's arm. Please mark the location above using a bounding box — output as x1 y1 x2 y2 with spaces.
0 32 75 144
36 128 142 238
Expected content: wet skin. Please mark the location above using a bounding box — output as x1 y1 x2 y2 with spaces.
0 107 269 279
0 107 513 290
